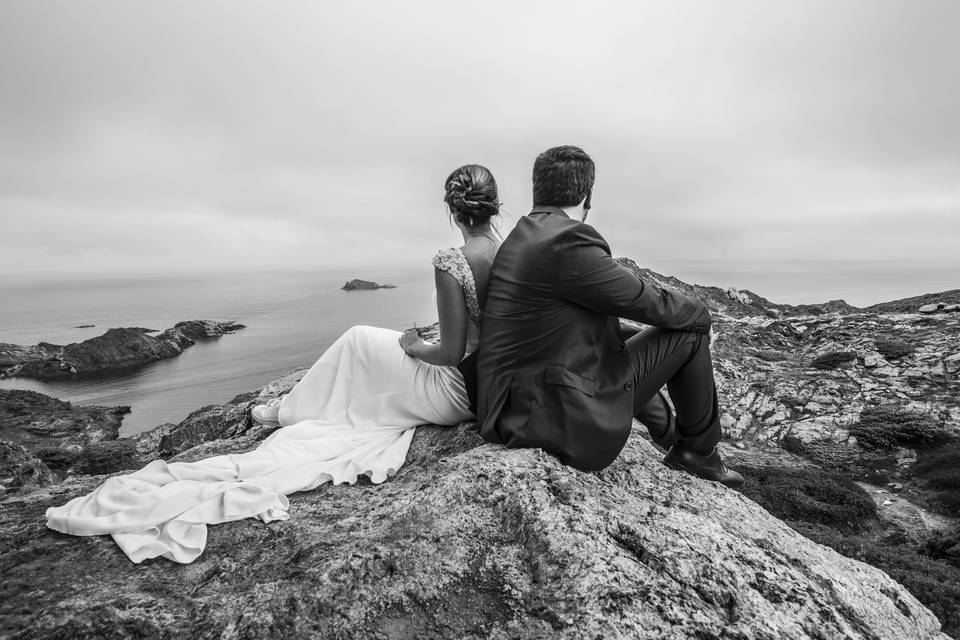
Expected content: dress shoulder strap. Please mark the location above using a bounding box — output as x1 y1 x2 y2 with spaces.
431 247 461 280
431 247 481 323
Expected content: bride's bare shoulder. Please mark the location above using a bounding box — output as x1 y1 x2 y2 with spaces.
458 241 499 269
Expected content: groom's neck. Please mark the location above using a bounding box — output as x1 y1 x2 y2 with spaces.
559 204 587 222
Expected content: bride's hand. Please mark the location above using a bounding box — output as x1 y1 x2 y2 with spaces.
399 329 423 355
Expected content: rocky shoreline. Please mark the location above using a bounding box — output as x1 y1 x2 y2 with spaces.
0 319 245 379
1 266 959 638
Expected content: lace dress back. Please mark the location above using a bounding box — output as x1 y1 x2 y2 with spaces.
431 247 481 356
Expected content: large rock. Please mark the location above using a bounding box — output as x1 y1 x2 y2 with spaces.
0 441 56 494
0 389 132 486
0 425 948 639
0 389 128 450
145 368 308 458
0 320 245 379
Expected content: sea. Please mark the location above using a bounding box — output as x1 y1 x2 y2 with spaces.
1 259 955 437
0 267 437 436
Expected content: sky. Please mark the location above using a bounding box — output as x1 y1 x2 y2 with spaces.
1 1 958 303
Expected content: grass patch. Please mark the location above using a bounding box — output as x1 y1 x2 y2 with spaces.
735 461 960 638
912 442 960 517
811 351 857 370
734 464 876 534
922 526 960 569
873 337 915 360
780 434 806 454
849 406 949 450
800 440 898 484
793 523 960 639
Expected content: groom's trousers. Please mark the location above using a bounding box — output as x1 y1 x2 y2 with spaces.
627 327 722 454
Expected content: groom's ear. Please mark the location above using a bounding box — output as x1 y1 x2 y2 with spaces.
581 189 592 221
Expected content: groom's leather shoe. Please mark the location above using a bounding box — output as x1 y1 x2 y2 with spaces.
663 443 745 489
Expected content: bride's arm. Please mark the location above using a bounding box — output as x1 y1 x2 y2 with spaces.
401 269 468 366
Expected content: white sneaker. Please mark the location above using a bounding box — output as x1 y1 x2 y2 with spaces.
251 397 282 425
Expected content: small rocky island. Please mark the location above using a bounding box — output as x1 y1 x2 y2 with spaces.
0 319 245 379
341 278 396 291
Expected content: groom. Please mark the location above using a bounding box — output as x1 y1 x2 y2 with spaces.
476 145 744 488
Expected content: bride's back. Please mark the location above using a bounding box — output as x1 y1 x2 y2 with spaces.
437 163 503 357
460 238 499 310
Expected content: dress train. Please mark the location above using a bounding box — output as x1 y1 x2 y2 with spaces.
46 325 473 563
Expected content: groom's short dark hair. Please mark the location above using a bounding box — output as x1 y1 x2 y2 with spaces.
532 145 595 208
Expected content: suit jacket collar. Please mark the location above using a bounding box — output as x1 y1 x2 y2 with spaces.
529 205 569 218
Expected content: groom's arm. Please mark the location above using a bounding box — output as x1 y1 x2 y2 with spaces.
556 224 711 333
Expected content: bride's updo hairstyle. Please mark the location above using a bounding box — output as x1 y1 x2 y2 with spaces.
443 164 501 228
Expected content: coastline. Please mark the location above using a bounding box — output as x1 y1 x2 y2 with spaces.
1 262 959 636
0 267 439 435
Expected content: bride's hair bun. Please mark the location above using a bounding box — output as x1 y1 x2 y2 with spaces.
443 164 500 228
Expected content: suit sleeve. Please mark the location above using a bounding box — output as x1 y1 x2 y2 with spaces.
556 224 712 333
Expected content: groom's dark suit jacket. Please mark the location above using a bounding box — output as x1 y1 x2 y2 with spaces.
476 206 712 471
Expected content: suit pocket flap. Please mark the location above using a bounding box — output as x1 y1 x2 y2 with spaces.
544 364 596 397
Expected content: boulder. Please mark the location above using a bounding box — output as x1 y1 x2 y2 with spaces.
943 352 960 375
916 302 959 315
864 353 884 368
0 441 56 494
811 351 858 370
0 389 128 450
727 287 752 305
0 389 133 487
150 369 306 458
0 427 948 639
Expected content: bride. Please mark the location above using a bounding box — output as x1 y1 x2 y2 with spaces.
45 164 502 564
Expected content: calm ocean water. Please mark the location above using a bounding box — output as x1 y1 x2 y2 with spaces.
1 259 954 437
0 267 437 436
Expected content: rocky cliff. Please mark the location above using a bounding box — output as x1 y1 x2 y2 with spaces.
0 412 948 639
1 266 959 638
0 320 245 379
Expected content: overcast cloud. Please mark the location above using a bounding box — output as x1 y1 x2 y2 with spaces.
1 1 957 300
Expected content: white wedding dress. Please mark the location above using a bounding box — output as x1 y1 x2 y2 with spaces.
46 248 480 563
